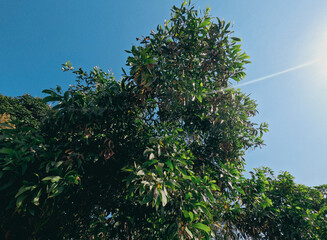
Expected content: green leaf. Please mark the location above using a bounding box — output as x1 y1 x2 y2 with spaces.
16 194 27 208
0 178 14 191
0 148 16 155
196 202 212 218
199 18 211 28
42 176 62 183
29 208 35 216
155 164 163 178
189 211 194 222
15 186 36 198
182 210 190 219
43 96 61 102
206 188 214 202
143 159 158 167
121 167 134 172
224 22 231 31
33 189 42 206
42 89 56 95
235 186 245 195
193 223 211 233
145 58 156 64
22 164 27 175
165 160 174 171
185 192 192 199
231 37 241 42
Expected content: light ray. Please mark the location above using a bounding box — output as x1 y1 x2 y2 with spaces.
208 59 319 95
225 59 318 90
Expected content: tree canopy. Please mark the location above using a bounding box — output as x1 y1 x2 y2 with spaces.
0 2 326 239
0 94 49 129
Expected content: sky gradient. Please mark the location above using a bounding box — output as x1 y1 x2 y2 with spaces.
1 0 327 186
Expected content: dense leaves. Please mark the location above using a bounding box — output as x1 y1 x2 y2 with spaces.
0 94 50 129
0 2 326 239
227 168 327 239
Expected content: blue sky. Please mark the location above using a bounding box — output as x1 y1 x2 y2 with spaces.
1 0 327 186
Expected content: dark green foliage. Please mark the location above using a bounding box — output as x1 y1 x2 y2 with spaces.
229 168 327 239
0 2 326 239
0 94 50 129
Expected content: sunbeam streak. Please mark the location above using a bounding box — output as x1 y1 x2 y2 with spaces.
225 59 319 90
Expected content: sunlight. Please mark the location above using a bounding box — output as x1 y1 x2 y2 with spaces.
313 33 327 78
227 59 318 90
316 55 327 78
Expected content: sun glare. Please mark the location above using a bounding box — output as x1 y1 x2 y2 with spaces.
317 56 327 78
314 33 327 78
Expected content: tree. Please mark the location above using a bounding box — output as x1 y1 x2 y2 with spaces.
0 94 50 129
227 168 327 239
0 2 326 239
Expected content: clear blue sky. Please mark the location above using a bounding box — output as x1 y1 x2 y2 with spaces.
1 0 327 186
